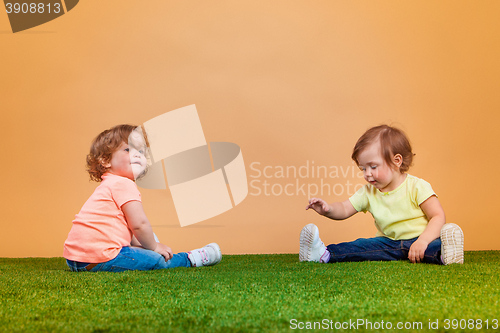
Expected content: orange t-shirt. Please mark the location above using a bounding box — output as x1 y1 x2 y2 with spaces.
63 173 141 263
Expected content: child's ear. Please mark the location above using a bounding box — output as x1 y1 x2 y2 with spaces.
99 157 111 169
393 154 403 169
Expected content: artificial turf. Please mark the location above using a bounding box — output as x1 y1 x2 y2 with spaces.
0 252 499 332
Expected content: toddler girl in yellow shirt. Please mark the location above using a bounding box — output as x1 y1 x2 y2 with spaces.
300 125 464 265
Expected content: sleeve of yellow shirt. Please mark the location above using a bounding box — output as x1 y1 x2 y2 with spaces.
414 177 437 206
349 184 369 213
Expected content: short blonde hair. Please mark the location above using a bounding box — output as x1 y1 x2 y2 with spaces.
86 124 136 182
351 125 414 173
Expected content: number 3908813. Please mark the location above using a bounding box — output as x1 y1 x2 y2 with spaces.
5 3 61 14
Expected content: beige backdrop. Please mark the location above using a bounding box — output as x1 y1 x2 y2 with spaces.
1 0 499 257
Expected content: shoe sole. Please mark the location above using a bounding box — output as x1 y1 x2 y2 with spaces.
206 243 222 265
441 224 464 265
299 224 317 262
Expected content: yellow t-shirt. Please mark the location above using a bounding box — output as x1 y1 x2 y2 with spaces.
349 174 436 240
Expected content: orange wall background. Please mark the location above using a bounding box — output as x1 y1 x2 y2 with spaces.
1 0 499 257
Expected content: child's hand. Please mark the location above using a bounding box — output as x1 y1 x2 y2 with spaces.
408 239 428 263
155 243 173 261
306 198 331 216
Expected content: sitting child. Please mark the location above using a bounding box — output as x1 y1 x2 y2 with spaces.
300 124 463 265
64 124 221 272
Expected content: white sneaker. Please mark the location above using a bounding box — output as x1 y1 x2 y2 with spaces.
299 224 327 262
440 223 464 265
188 243 222 267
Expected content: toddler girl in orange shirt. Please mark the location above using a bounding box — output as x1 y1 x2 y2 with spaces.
64 124 221 272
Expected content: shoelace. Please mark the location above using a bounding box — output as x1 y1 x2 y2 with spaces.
201 249 209 264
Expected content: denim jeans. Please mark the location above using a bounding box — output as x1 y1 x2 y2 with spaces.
326 236 443 265
66 246 192 272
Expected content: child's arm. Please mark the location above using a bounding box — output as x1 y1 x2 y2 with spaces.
131 233 159 247
122 201 173 260
408 195 446 263
130 235 139 247
130 235 142 247
306 198 358 220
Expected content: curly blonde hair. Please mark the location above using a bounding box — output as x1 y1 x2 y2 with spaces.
86 124 137 182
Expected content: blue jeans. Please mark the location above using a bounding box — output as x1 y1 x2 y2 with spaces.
66 246 192 272
326 237 443 265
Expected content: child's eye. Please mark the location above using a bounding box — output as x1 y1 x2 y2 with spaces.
125 148 129 152
139 150 144 154
370 166 377 169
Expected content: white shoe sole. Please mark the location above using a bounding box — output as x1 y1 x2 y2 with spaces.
205 243 222 265
299 224 322 262
440 223 464 265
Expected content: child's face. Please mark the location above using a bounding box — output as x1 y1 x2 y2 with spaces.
105 135 147 180
128 131 148 180
357 141 402 192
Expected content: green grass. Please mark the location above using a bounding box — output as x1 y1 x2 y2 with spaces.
0 252 499 332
